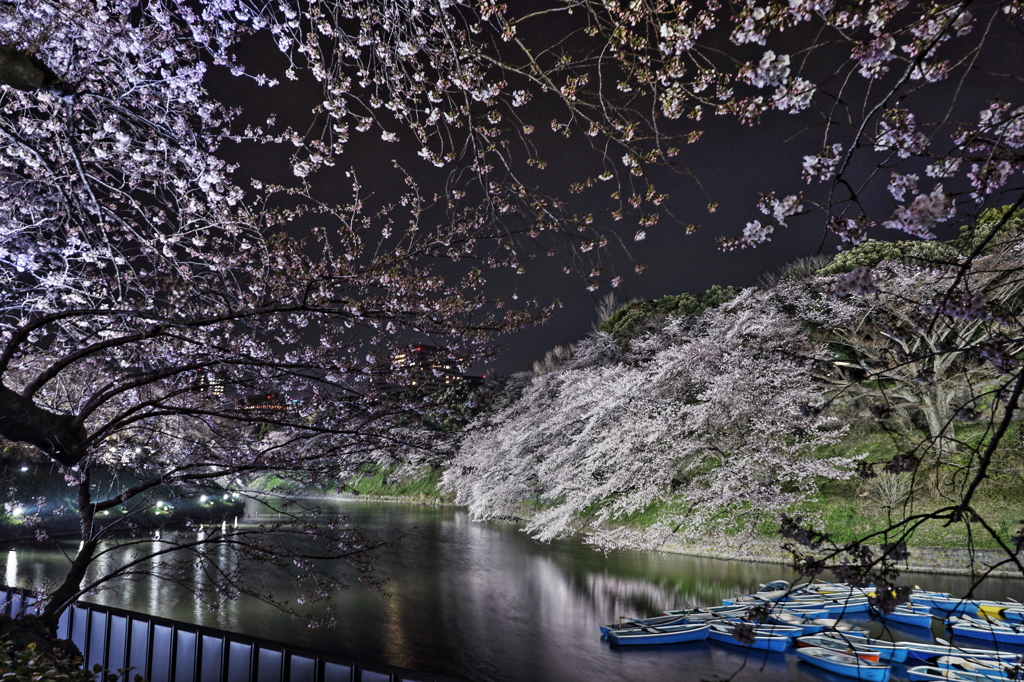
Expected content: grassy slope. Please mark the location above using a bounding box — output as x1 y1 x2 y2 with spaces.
797 422 1024 550
346 464 449 499
609 422 1024 550
255 463 451 501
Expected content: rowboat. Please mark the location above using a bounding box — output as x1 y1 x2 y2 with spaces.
766 613 828 634
896 640 1022 662
824 598 872 616
778 605 832 619
809 618 870 636
933 655 1020 680
662 605 750 619
878 605 933 629
723 589 788 605
794 635 882 662
607 622 710 646
749 623 803 638
791 597 872 616
759 580 791 592
708 617 803 638
819 633 909 663
976 600 1024 619
948 617 1024 645
804 581 875 597
907 665 1004 682
911 595 981 616
706 622 790 652
1001 608 1024 624
599 614 690 636
793 646 891 681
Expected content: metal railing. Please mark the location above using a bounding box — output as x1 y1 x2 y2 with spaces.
1 585 459 682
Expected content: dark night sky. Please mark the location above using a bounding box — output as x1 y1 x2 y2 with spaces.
208 11 1018 376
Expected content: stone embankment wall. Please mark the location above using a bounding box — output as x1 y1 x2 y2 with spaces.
661 538 1022 578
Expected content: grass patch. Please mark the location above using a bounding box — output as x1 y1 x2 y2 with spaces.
347 464 448 499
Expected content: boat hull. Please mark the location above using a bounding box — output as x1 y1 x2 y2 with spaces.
794 647 891 681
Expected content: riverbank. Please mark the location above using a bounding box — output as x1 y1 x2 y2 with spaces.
659 537 1022 579
302 490 1024 579
243 460 1024 580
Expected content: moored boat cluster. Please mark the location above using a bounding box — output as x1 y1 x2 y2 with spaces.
599 580 1024 682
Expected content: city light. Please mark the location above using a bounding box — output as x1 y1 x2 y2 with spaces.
200 495 208 503
11 506 23 517
19 466 27 472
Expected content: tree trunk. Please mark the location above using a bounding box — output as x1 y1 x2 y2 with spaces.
920 387 957 493
0 45 59 92
38 469 96 631
0 383 87 466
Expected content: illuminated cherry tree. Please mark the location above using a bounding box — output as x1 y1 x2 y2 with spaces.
0 0 539 631
445 283 862 549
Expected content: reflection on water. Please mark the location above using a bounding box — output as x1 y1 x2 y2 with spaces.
3 501 1024 682
5 549 15 587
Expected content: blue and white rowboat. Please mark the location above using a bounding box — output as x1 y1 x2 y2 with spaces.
779 605 832 619
607 622 710 646
879 605 934 629
907 665 1003 682
794 646 891 681
819 633 909 663
934 655 1021 680
911 595 981 616
599 614 690 636
706 622 790 652
794 635 883 662
662 605 750 619
766 613 828 634
949 618 1024 645
723 589 788 605
810 618 869 637
1002 608 1024 624
896 640 1022 662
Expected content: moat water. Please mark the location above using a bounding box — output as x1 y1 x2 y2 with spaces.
4 500 1023 681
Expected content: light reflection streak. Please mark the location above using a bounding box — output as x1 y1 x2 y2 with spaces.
5 549 16 586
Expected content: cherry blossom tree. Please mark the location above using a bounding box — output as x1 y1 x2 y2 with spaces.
0 0 544 634
445 283 862 549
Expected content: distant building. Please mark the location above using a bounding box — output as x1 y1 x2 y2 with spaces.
204 371 225 397
383 344 484 394
190 371 227 399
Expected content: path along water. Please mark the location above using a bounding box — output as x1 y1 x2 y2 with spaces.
3 499 1023 682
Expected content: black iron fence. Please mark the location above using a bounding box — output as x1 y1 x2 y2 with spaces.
1 585 457 682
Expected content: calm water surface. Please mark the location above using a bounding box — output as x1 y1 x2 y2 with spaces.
4 500 1024 682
